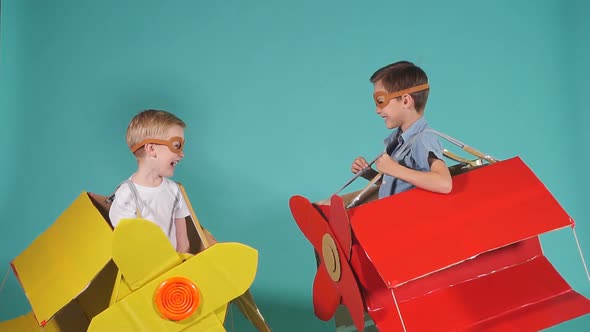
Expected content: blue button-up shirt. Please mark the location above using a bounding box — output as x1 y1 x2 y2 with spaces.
378 117 444 199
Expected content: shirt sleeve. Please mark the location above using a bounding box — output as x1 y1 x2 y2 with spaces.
411 131 444 170
175 187 191 219
108 184 136 227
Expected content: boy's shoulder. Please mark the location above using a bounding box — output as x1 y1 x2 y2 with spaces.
410 128 444 160
417 128 439 141
399 121 438 147
111 179 133 198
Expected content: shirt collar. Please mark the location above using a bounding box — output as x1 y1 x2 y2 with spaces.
384 117 429 147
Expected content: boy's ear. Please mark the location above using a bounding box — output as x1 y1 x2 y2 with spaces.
402 94 415 108
145 143 157 157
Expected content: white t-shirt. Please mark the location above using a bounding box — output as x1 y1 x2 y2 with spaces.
109 177 190 249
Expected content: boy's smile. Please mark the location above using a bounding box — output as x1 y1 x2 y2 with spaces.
159 126 185 175
373 80 428 131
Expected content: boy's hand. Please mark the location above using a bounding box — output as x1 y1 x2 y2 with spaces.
375 153 399 175
351 156 369 174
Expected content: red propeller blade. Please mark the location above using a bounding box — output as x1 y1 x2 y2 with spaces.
313 265 341 320
289 195 330 248
329 195 352 260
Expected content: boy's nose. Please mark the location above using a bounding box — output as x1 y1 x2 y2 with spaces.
179 150 185 158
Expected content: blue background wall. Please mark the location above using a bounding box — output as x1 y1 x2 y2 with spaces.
1 0 588 330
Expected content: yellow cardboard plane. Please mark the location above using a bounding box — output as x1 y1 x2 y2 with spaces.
0 186 271 331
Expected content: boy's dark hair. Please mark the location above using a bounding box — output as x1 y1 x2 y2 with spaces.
370 61 429 112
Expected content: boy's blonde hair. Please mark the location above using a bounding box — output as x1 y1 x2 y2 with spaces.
126 109 186 155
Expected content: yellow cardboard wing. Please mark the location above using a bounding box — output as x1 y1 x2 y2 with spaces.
6 192 114 327
0 191 271 331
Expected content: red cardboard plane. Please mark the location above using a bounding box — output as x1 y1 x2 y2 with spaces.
290 131 590 332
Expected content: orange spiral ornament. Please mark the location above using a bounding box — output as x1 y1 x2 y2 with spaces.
154 276 200 321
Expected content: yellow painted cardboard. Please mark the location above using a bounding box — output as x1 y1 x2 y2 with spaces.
0 190 269 332
10 192 113 325
0 312 40 332
88 241 257 331
112 218 183 290
109 218 228 325
0 301 91 332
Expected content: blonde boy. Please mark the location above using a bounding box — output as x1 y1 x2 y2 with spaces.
109 109 191 253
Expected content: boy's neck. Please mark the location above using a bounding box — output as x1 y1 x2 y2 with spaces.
400 111 423 132
132 165 164 187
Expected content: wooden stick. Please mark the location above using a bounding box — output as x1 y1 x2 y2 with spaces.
463 146 497 163
177 183 210 248
443 149 479 167
346 172 382 209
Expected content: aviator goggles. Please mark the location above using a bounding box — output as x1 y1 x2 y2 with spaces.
131 136 185 154
373 83 430 109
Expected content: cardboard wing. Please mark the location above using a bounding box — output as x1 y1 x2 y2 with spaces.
352 157 574 285
8 192 114 327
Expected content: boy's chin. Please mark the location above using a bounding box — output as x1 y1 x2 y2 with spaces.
162 167 175 177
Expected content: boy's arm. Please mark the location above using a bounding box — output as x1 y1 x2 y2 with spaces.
375 153 453 194
175 217 190 253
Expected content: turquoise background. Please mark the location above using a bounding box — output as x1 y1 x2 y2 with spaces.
1 0 588 330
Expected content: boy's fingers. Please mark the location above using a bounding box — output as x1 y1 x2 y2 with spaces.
351 157 372 174
352 159 364 173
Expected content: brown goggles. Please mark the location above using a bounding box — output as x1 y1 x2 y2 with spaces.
373 83 430 109
131 136 185 154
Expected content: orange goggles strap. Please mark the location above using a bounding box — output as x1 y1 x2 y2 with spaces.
131 136 184 154
373 83 430 108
